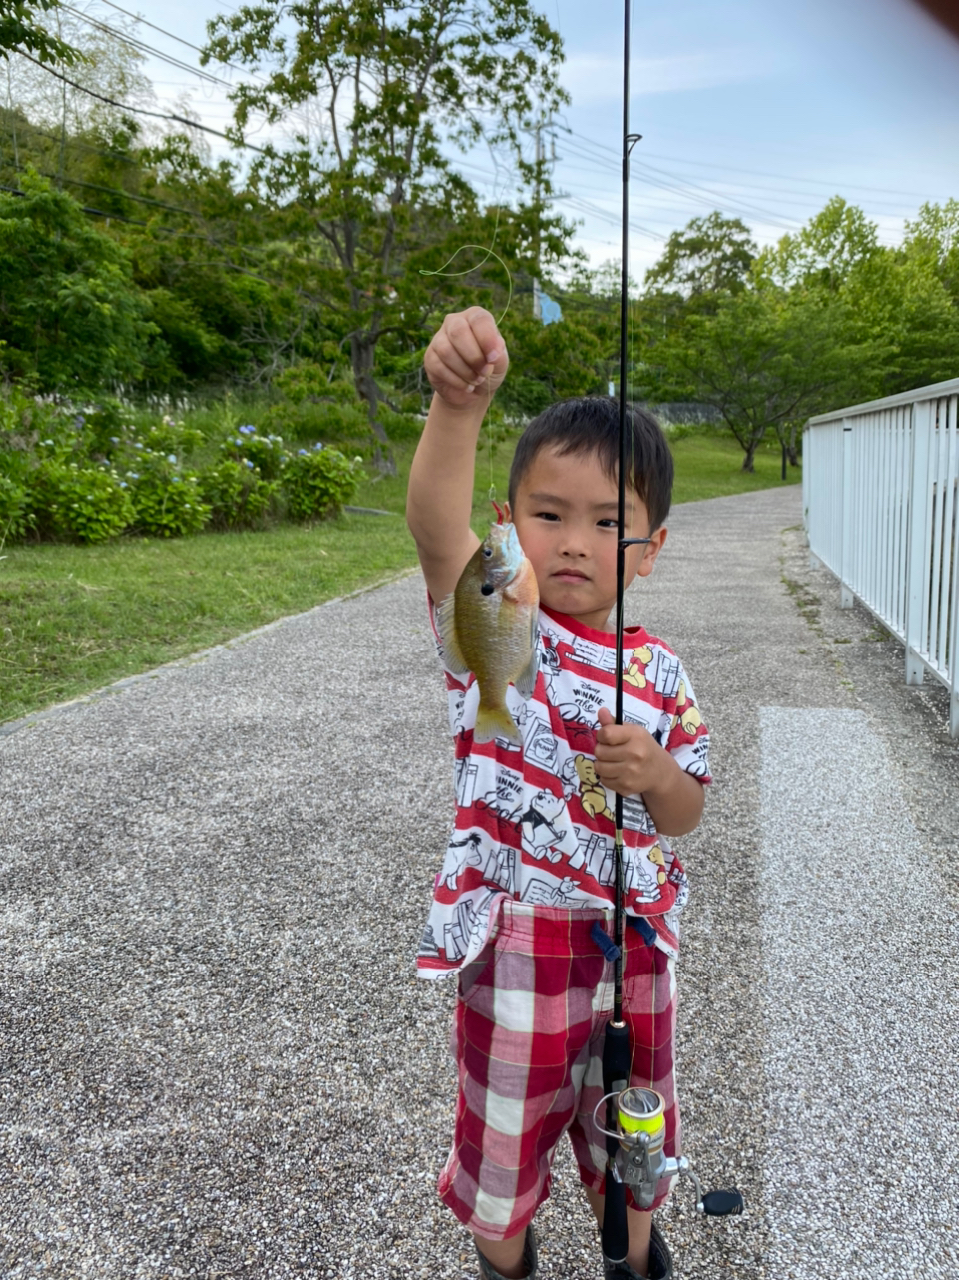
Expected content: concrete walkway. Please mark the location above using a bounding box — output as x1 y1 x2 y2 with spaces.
2 487 957 1280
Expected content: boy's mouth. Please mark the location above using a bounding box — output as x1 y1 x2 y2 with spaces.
553 569 589 582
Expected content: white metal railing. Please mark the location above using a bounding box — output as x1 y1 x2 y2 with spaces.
803 377 959 737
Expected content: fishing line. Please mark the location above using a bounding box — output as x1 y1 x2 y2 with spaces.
419 198 515 510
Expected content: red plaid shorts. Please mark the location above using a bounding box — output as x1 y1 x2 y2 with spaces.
438 900 680 1240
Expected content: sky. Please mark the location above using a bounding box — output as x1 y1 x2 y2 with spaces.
62 0 959 282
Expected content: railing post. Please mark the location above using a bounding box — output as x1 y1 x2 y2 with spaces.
840 422 853 608
951 510 959 736
905 400 932 686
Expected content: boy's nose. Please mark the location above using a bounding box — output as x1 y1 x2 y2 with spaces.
558 529 589 557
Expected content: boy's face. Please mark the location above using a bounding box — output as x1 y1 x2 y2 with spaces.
508 444 666 633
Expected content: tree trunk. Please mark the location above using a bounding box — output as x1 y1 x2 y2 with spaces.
741 445 756 473
787 421 800 467
350 332 395 475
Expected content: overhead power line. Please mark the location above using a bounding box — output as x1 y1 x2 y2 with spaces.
14 48 267 154
57 4 235 89
95 0 269 85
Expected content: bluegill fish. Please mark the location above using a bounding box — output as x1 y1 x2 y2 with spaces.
436 516 539 746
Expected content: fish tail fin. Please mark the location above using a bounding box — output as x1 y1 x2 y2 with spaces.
474 702 522 747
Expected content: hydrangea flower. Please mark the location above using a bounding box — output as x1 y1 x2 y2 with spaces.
172 476 181 484
297 449 308 456
110 436 120 444
239 424 256 436
167 454 177 464
313 442 324 451
244 459 255 470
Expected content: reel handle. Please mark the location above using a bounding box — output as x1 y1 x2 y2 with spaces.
700 1189 744 1217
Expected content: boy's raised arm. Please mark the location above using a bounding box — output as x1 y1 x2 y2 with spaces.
407 308 509 604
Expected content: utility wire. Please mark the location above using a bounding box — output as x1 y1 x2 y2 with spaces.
95 0 270 85
14 48 268 154
57 4 235 89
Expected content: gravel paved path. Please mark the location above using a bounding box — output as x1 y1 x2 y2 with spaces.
2 486 956 1280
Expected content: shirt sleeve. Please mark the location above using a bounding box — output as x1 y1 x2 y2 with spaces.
664 663 711 783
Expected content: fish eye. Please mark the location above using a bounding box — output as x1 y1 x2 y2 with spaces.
481 583 495 596
483 547 493 558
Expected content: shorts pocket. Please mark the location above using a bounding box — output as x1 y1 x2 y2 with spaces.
456 935 499 1007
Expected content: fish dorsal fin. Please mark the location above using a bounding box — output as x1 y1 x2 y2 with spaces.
435 592 470 676
513 616 540 700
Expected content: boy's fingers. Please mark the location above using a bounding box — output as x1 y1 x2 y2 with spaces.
460 307 508 372
429 332 483 388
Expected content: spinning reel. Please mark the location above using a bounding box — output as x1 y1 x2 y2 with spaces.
595 1083 744 1217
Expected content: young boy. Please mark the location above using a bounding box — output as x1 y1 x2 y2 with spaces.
407 308 710 1280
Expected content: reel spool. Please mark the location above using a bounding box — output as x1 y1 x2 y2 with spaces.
595 1086 745 1217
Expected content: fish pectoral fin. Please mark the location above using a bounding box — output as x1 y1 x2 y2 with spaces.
513 641 539 701
435 592 470 676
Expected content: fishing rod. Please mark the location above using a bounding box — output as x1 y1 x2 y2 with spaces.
600 0 743 1266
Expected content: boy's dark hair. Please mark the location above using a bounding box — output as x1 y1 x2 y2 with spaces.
508 396 673 531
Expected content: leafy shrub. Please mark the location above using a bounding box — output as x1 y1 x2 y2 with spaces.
222 424 285 479
199 459 278 531
380 409 423 442
258 398 368 445
0 473 32 542
140 414 205 460
28 460 134 543
281 447 361 521
128 454 209 537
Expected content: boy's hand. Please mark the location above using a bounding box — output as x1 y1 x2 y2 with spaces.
424 307 509 410
594 707 705 836
594 707 668 798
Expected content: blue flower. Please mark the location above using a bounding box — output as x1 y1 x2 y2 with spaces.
235 439 244 447
313 442 324 451
239 424 256 436
110 436 120 444
244 459 255 469
172 476 181 483
167 454 177 464
120 482 128 489
297 449 307 456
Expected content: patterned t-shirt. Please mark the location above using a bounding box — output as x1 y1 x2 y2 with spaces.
416 603 711 977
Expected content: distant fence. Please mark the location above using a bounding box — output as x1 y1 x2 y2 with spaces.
803 378 959 737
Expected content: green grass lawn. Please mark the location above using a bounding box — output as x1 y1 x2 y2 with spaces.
1 429 799 724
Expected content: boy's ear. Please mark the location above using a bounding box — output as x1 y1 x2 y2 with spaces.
636 526 667 578
504 500 512 522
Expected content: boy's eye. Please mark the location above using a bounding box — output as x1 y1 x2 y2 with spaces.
597 518 618 529
536 511 560 521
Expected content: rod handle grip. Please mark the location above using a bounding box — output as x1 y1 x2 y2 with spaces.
601 1174 630 1263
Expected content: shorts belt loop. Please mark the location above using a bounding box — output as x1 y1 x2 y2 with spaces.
628 916 658 947
590 921 621 962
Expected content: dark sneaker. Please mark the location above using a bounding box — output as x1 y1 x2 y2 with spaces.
603 1221 673 1280
476 1224 538 1280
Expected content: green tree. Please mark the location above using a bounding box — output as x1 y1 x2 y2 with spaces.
0 173 154 389
643 211 756 301
652 283 869 471
903 199 959 305
204 0 568 470
0 1 79 66
755 196 881 293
